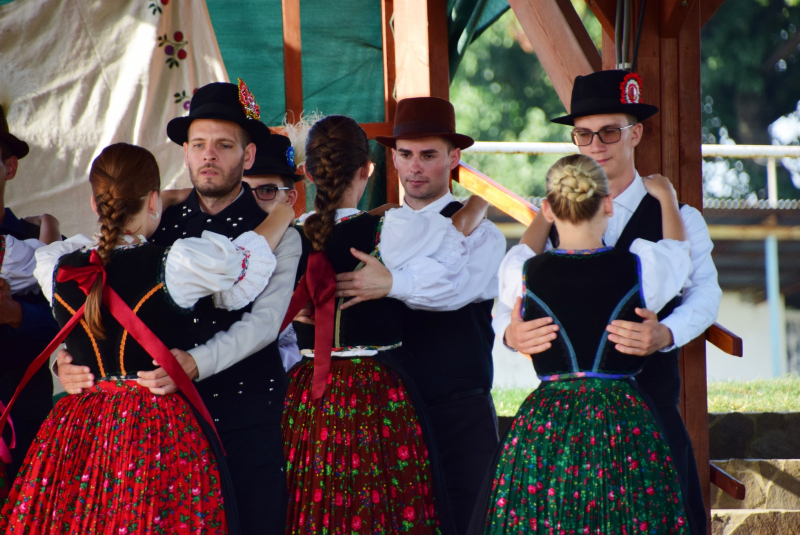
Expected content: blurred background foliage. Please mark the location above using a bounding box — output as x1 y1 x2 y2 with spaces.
450 0 800 200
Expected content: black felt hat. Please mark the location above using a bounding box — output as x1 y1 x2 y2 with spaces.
166 80 271 145
0 104 28 159
244 133 301 182
375 97 474 149
552 70 659 126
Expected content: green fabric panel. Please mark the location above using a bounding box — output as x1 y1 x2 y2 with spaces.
0 0 16 5
299 1 385 124
205 0 287 126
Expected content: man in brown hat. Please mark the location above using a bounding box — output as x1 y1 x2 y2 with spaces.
0 98 61 487
500 70 720 534
335 96 506 533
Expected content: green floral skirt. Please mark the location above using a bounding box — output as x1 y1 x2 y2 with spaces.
482 378 688 534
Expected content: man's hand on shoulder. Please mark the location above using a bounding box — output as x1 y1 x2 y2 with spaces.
334 248 392 310
56 349 95 394
0 279 22 328
606 307 674 356
504 297 559 355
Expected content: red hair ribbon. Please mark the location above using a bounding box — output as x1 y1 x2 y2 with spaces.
0 250 223 459
280 251 336 400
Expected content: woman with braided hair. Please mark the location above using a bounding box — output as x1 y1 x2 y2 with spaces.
0 142 295 534
473 154 693 534
282 115 489 534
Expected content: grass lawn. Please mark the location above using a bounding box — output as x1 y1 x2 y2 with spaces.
491 375 800 417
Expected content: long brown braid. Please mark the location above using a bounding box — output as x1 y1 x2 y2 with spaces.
545 154 609 224
303 115 369 251
84 143 160 339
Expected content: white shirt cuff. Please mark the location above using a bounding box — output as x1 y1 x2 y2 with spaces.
387 268 411 301
188 344 215 381
658 315 681 351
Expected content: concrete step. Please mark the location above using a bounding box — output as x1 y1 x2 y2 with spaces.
712 509 800 535
711 459 800 510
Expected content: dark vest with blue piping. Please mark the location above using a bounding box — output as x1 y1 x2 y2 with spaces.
400 201 495 402
293 213 403 352
614 193 683 406
150 183 286 431
522 247 646 376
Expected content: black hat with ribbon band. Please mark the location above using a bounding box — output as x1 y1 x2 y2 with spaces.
551 70 659 126
244 133 302 182
375 96 474 150
166 79 271 146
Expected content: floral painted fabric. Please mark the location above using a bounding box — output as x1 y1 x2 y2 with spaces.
483 378 688 535
282 358 440 534
0 380 227 534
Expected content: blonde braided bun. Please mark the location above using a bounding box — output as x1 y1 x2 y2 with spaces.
545 154 608 223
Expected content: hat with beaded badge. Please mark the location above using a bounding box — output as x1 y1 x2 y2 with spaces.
167 79 271 145
244 133 302 182
551 70 659 126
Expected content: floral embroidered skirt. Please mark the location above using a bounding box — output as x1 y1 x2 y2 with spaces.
0 380 227 535
282 357 440 534
481 378 688 534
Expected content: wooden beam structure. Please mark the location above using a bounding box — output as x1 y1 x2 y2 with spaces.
381 0 400 204
281 0 306 217
393 0 450 100
454 162 538 226
585 0 616 38
700 0 727 27
661 0 698 38
509 0 601 108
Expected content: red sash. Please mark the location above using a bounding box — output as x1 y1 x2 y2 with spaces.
0 250 222 460
280 251 336 400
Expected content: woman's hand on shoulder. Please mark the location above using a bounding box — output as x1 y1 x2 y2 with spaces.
642 174 678 206
160 188 192 209
368 203 401 217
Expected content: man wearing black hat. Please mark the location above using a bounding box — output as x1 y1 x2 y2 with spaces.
502 70 720 534
56 80 301 532
242 133 305 371
336 96 506 533
0 100 60 486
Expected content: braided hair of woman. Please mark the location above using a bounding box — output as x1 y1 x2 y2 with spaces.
545 154 609 223
303 115 370 251
85 143 161 339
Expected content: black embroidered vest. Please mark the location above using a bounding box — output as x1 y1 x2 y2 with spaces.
150 184 286 430
614 193 684 406
522 247 645 376
53 245 185 378
400 201 495 402
294 213 403 352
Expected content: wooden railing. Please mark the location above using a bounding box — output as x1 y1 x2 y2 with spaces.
454 160 748 502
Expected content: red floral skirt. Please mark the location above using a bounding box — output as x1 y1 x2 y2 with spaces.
0 380 227 534
282 357 440 534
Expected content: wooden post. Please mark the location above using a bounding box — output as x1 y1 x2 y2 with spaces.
281 0 306 217
509 0 601 108
392 0 450 99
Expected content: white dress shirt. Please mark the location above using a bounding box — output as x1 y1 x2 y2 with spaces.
34 231 277 311
295 206 494 357
0 235 46 293
187 227 301 379
494 239 693 338
387 192 506 311
603 172 722 349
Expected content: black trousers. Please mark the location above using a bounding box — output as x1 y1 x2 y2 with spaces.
222 423 288 534
655 404 707 535
426 391 499 535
